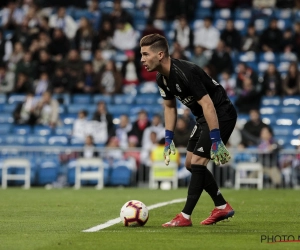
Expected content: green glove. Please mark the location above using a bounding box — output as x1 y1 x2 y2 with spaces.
164 130 176 165
210 129 231 165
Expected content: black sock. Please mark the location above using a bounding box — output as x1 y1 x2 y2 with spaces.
182 165 206 215
204 168 226 207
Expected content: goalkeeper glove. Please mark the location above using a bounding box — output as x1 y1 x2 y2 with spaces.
164 130 176 165
210 129 231 165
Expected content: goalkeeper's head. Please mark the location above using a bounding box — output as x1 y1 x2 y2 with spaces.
140 33 169 72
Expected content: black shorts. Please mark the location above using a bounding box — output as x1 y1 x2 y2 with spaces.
187 118 237 159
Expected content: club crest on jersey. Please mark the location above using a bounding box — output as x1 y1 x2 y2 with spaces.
176 84 181 92
158 87 166 97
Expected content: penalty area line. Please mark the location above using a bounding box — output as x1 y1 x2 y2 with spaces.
82 198 186 232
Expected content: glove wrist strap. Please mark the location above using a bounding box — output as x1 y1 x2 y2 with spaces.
210 129 220 143
165 130 174 140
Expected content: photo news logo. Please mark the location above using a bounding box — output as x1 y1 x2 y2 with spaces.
261 235 300 244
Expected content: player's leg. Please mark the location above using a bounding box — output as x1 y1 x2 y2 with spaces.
200 118 236 225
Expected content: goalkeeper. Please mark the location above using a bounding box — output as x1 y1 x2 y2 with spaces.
140 34 238 227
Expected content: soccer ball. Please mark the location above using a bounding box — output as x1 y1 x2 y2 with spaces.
120 200 149 227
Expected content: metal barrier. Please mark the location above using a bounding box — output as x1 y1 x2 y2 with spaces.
0 146 299 188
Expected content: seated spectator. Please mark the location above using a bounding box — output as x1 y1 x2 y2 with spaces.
78 62 97 94
33 72 50 96
102 136 123 165
7 41 24 73
253 0 276 8
96 20 114 52
48 28 70 62
282 61 300 96
173 117 191 148
50 66 70 94
194 16 220 50
190 46 208 68
74 17 97 61
13 91 37 126
129 110 151 147
221 19 241 51
240 109 271 148
235 77 261 114
174 15 194 51
1 1 24 30
15 51 37 83
62 49 84 76
140 131 158 170
219 71 236 97
14 72 32 93
97 60 122 95
123 135 141 169
115 114 133 149
209 40 234 75
92 49 106 73
121 50 141 86
112 19 138 51
281 28 294 52
261 63 282 97
213 0 236 8
92 101 115 138
293 22 300 58
81 135 99 158
0 64 14 93
141 114 164 150
241 24 260 52
49 6 78 40
102 0 133 29
73 110 89 140
86 0 102 31
259 18 283 52
36 49 55 77
34 91 60 128
141 18 165 37
236 62 258 92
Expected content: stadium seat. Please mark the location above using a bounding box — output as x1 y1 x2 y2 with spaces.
280 106 300 115
234 19 251 35
274 8 293 20
93 94 112 104
2 103 17 113
0 94 6 104
107 104 131 116
129 104 152 116
238 51 257 63
259 52 278 63
113 94 135 105
70 137 85 146
235 162 263 190
259 106 281 115
33 126 53 136
53 93 71 105
261 114 277 125
55 125 73 136
48 136 69 146
254 19 269 34
13 125 32 135
137 82 159 94
110 160 133 186
60 113 78 125
0 123 12 134
135 94 160 105
195 8 212 19
7 94 26 104
214 9 232 19
26 135 48 146
275 114 298 126
37 160 59 185
282 96 300 106
67 104 96 114
72 94 92 104
261 96 281 106
272 125 294 136
234 8 252 19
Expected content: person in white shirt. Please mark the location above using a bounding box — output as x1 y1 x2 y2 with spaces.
194 17 220 50
73 110 89 140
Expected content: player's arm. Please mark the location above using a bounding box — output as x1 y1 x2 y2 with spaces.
163 98 177 165
163 98 177 131
197 94 231 165
197 94 219 131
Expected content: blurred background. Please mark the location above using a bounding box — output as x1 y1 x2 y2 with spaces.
0 0 300 189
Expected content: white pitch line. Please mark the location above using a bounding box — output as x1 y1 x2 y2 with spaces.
82 198 186 233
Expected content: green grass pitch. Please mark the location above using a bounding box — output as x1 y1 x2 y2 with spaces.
0 188 299 250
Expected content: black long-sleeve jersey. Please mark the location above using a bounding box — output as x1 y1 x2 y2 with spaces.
157 58 237 123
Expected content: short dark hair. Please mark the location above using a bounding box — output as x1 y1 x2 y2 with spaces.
140 33 169 56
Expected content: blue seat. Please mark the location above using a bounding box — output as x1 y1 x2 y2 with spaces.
70 137 85 146
113 94 135 105
135 94 160 105
259 106 281 115
0 113 14 123
261 96 281 106
26 135 48 146
60 113 78 125
93 95 112 104
13 125 32 135
277 19 292 30
214 8 232 19
37 160 59 185
275 114 298 126
195 8 212 19
137 82 158 94
4 135 26 145
234 19 251 35
238 51 257 63
53 93 71 105
274 9 293 20
254 19 269 34
0 123 12 134
72 94 92 104
7 94 26 104
107 104 130 116
0 94 6 104
261 114 277 125
55 125 73 136
68 104 95 114
272 125 294 136
3 103 18 113
280 106 300 115
129 104 152 116
33 126 53 136
48 136 69 146
110 161 132 186
234 8 252 19
282 96 300 106
213 19 226 32
274 135 294 148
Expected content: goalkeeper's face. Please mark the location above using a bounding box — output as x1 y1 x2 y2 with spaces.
140 46 162 72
